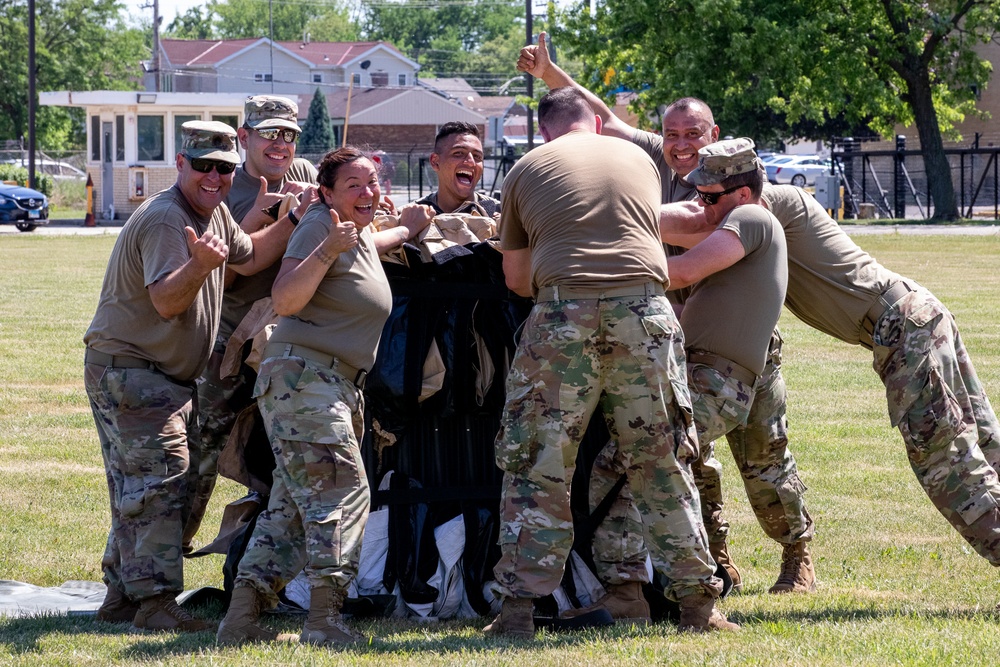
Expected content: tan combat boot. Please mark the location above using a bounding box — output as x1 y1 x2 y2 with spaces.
710 540 743 594
561 582 650 625
130 592 216 633
482 597 535 639
216 582 278 645
298 586 360 646
95 585 140 624
769 541 816 594
677 593 740 633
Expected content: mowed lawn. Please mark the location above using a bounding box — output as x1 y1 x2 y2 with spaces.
1 231 1000 666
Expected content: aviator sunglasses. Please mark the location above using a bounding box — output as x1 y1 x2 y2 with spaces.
187 157 237 175
696 184 746 206
251 127 300 143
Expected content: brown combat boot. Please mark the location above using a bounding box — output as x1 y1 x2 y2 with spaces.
216 583 278 645
483 597 535 639
677 593 740 633
710 540 743 594
769 541 816 594
95 585 140 624
561 582 650 625
130 593 216 633
298 586 360 646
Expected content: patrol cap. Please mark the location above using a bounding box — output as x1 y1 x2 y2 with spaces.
180 121 240 164
244 95 302 131
686 137 759 186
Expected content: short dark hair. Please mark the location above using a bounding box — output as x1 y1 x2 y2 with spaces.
537 87 592 128
720 163 764 200
434 121 480 153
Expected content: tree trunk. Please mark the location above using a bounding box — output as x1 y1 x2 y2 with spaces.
905 70 960 220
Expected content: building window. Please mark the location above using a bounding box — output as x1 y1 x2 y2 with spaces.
371 72 388 87
161 74 173 93
212 114 239 132
173 114 198 156
90 116 101 161
254 73 273 83
115 116 125 161
352 73 361 86
397 73 406 86
313 73 322 83
137 115 165 162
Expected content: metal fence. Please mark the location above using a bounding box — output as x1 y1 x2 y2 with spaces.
831 137 1000 220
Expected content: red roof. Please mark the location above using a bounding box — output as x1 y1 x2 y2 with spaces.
161 39 406 67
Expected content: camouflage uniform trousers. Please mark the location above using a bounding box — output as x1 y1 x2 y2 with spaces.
492 294 722 602
713 330 814 546
235 355 371 606
588 356 755 584
873 286 1000 565
187 336 254 552
84 363 199 600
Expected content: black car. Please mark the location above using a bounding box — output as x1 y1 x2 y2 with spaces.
0 182 50 232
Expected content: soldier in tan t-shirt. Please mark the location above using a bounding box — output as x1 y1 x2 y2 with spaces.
83 121 300 633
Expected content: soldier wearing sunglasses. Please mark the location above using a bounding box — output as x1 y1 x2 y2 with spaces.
185 96 320 555
84 121 300 632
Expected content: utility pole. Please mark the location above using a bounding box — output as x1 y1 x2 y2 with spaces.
28 0 36 189
525 0 533 151
269 0 274 93
152 0 161 91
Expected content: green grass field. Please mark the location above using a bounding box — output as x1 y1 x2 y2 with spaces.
2 232 1000 665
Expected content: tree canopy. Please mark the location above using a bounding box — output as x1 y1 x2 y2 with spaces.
165 0 358 42
557 0 999 219
0 0 147 149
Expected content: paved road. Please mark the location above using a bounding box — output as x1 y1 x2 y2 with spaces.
5 220 999 237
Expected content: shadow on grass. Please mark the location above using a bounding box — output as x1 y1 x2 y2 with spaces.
3 604 997 659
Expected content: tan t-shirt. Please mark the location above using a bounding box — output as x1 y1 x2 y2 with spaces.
269 203 393 372
761 183 901 345
220 157 319 339
680 205 788 375
499 130 668 295
84 186 255 381
630 128 697 306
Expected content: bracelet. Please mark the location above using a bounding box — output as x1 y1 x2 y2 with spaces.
315 247 335 265
287 209 300 226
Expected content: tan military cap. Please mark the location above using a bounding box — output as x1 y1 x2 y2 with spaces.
686 138 760 186
244 95 302 131
180 121 240 164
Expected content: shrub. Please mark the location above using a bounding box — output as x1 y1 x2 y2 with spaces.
0 164 53 196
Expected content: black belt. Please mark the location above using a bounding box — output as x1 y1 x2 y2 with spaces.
265 342 367 390
535 281 665 303
84 348 156 370
860 281 914 350
687 350 758 388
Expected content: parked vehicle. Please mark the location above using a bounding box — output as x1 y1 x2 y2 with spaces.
0 182 50 232
5 159 86 180
769 156 832 187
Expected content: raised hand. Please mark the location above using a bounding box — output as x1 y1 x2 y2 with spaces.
184 226 229 271
517 31 551 79
323 208 358 255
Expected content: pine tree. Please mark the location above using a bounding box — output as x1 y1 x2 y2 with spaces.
299 88 335 156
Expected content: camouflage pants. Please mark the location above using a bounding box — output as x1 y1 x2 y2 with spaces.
873 287 1000 565
718 330 814 545
492 295 721 602
589 331 815 584
235 355 370 605
187 336 253 552
84 363 199 600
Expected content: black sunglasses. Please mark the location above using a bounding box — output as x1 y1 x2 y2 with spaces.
696 184 746 206
187 157 237 175
251 127 300 143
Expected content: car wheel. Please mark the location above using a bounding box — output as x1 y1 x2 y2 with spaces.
15 222 38 232
791 174 807 187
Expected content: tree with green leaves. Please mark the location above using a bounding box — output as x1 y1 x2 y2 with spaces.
299 88 335 155
360 0 525 93
211 0 358 42
558 0 999 220
0 0 147 149
164 6 216 40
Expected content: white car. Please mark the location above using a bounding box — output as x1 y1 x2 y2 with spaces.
769 156 831 187
5 159 86 180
